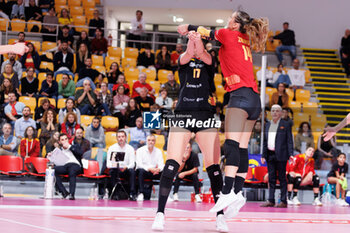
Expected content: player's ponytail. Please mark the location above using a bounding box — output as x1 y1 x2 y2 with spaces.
235 11 269 53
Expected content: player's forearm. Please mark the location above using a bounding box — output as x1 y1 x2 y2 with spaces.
334 113 350 132
188 25 215 40
179 40 195 65
194 40 212 65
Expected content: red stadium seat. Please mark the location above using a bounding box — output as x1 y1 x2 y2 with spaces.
0 156 26 176
24 157 49 176
82 160 107 178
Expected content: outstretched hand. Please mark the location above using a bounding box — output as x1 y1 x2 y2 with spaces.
177 24 189 35
12 43 29 55
322 126 336 142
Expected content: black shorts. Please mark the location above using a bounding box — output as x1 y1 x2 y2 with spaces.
172 110 217 133
227 87 261 120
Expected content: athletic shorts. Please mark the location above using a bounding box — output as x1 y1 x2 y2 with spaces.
172 110 217 133
227 87 261 120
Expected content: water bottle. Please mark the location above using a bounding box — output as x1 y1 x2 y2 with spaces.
94 187 98 200
0 185 3 197
44 166 55 199
277 193 281 204
89 188 95 200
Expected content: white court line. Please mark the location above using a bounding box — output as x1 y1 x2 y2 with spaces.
0 217 66 233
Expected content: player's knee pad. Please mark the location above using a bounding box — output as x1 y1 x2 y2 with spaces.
162 159 180 179
223 139 240 166
287 174 295 184
312 175 320 188
237 148 248 173
294 176 302 189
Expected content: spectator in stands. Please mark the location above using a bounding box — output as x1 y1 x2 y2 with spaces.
106 130 136 200
77 58 99 90
315 126 340 169
128 10 145 49
39 71 58 99
113 85 130 128
0 78 15 105
91 28 108 60
161 73 180 100
155 45 171 71
58 73 75 99
270 83 289 108
213 102 225 122
0 0 9 20
17 31 26 44
248 121 261 154
11 0 25 19
137 44 155 71
256 66 274 87
1 52 22 79
45 130 59 153
75 43 91 73
294 122 314 154
0 63 20 96
61 112 80 141
172 142 201 202
327 153 349 206
170 43 183 72
49 133 83 200
14 106 36 139
57 25 74 49
112 73 130 96
4 92 25 124
85 117 105 148
0 123 18 156
340 29 350 77
38 0 54 13
58 98 81 125
76 31 91 52
124 98 142 128
131 72 155 99
20 42 40 74
205 42 213 51
41 6 58 42
288 58 305 91
282 107 294 127
72 128 90 154
25 0 42 22
20 126 40 158
270 22 296 65
88 10 104 37
129 116 150 149
53 40 74 78
95 82 113 116
261 104 293 208
21 67 39 97
136 134 164 201
286 147 323 206
209 49 220 74
94 73 107 89
75 79 97 115
135 87 154 112
155 88 172 114
34 98 54 124
58 8 74 35
273 63 291 88
39 108 58 147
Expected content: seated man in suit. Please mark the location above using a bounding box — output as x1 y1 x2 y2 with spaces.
261 104 293 208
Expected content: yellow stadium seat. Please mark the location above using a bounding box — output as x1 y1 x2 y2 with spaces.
27 20 42 33
149 81 161 94
266 39 281 52
105 132 117 147
124 67 140 82
84 7 96 17
40 62 54 71
70 6 84 16
157 69 172 83
28 40 41 51
216 85 226 102
108 47 122 57
55 0 67 5
101 116 119 131
91 54 104 66
311 113 327 128
295 89 310 103
0 18 9 31
293 112 309 125
105 56 120 68
285 88 294 102
82 0 95 8
72 15 86 25
38 97 56 107
42 41 56 51
38 73 47 90
214 73 223 85
155 134 165 149
265 87 276 101
19 96 36 113
142 68 156 81
124 47 139 59
57 98 67 109
41 145 46 157
8 38 17 45
289 101 302 113
300 69 311 83
303 102 318 115
11 19 26 32
122 57 137 68
38 51 53 60
92 65 106 74
75 25 88 33
80 115 94 128
174 70 179 83
68 0 81 6
55 5 68 13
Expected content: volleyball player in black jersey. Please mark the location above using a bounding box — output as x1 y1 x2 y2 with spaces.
152 31 228 232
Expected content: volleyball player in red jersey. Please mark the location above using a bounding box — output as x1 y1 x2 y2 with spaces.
178 10 269 217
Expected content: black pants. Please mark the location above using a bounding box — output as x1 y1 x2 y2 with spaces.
173 173 200 194
41 28 57 42
55 163 81 196
266 151 287 204
127 33 141 49
136 168 161 193
110 168 136 195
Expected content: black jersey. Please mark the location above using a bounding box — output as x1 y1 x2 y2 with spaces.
175 57 215 112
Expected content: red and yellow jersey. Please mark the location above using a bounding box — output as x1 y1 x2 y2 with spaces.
215 29 258 94
288 154 315 177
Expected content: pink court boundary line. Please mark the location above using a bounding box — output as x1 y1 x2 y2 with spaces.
0 217 66 233
55 215 350 224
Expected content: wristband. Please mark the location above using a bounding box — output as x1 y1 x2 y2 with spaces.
188 24 199 32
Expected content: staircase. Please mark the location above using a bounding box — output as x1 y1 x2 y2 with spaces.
302 48 350 144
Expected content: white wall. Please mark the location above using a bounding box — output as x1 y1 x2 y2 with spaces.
104 0 350 49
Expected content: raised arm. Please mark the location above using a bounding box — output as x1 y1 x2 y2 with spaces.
190 32 212 65
179 33 195 65
178 24 216 40
323 113 350 141
0 43 29 55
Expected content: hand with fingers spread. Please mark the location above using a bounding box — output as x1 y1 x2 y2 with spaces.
322 126 337 142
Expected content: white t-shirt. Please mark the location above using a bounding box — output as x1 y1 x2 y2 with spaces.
136 145 164 171
106 143 135 169
130 18 145 35
267 119 280 151
257 69 273 83
287 69 305 87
